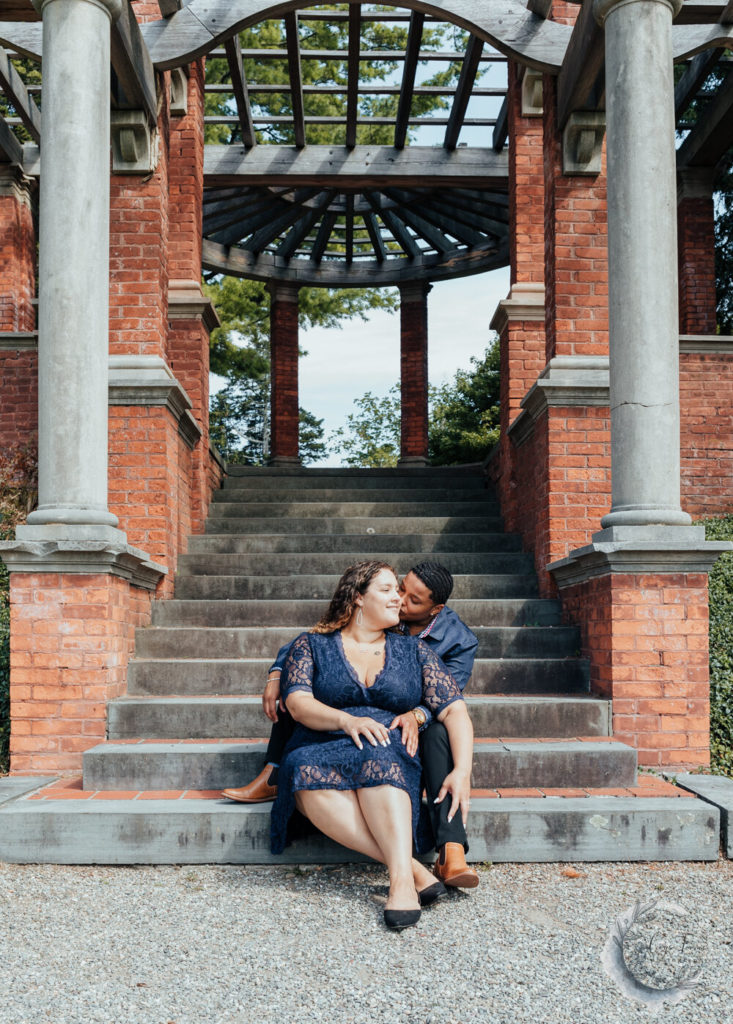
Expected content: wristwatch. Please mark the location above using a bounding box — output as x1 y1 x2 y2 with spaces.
411 707 427 728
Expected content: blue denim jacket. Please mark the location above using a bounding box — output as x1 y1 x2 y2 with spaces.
269 606 478 728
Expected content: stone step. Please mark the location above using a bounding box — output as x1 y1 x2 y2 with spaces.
0 790 717 864
150 598 564 628
215 487 493 503
224 465 483 480
0 790 716 864
107 695 611 741
173 573 540 600
127 659 590 697
207 500 498 518
187 532 523 555
204 515 505 535
133 625 581 661
82 738 637 792
175 551 534 577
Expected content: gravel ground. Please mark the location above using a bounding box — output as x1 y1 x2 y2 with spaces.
0 859 731 1024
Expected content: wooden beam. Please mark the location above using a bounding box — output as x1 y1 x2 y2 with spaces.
208 48 505 63
224 33 256 148
158 0 182 15
0 113 23 164
394 12 425 150
204 144 510 188
722 0 733 21
384 189 491 247
492 93 509 152
556 0 605 131
246 189 321 253
277 191 335 260
384 201 454 253
203 237 510 288
111 0 157 125
311 209 337 262
363 211 386 262
527 0 553 16
677 66 733 168
444 34 483 151
674 48 722 117
284 11 305 149
206 83 506 97
345 194 354 262
345 3 361 150
365 194 420 259
0 44 40 144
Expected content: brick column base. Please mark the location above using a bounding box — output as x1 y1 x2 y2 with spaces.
559 572 711 767
8 573 153 774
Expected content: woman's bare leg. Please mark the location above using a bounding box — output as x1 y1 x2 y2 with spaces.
296 788 435 899
295 789 385 862
355 786 422 911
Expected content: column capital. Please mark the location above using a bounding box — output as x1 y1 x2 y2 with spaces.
266 281 300 304
33 0 123 19
398 281 432 304
0 165 34 203
593 0 682 26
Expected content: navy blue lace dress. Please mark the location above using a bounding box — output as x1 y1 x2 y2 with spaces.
270 630 463 855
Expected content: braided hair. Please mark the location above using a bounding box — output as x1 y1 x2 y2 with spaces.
409 561 454 606
312 560 397 634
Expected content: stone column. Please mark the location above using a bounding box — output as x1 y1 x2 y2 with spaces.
399 281 431 466
268 282 300 465
24 0 123 537
594 0 690 530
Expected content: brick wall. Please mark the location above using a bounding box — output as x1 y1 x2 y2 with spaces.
678 195 716 335
9 573 152 774
680 350 733 516
561 573 710 767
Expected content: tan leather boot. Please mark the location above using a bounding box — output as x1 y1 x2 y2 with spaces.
222 765 277 803
433 842 479 889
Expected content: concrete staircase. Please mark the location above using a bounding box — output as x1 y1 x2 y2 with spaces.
0 467 719 863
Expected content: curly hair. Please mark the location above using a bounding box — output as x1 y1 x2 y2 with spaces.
311 560 397 634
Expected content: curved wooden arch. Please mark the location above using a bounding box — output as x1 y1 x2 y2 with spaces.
141 0 572 73
202 237 510 287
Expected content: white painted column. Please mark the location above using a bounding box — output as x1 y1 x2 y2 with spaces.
594 0 691 529
25 0 123 535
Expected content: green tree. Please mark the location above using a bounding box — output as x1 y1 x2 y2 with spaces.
429 337 500 465
715 164 733 334
328 339 500 467
329 386 403 467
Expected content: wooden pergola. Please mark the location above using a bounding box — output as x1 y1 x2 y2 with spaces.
1 1 730 289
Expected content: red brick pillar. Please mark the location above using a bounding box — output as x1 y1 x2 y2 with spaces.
167 60 222 532
489 60 547 529
399 281 430 465
268 282 300 465
0 167 37 456
677 167 717 336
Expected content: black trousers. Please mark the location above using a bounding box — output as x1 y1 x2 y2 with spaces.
263 710 468 851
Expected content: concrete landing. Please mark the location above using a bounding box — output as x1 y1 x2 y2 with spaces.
0 780 718 865
671 772 733 857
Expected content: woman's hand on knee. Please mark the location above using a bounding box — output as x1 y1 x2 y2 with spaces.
341 714 392 751
434 769 472 827
388 712 419 758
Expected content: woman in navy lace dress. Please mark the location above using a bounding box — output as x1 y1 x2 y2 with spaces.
270 560 474 930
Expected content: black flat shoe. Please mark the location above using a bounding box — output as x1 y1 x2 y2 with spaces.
383 908 421 931
418 880 448 908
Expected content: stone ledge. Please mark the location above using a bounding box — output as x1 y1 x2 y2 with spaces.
168 279 220 333
0 540 167 590
0 332 38 351
668 773 733 858
108 354 202 450
509 356 610 448
679 334 733 354
549 526 731 587
490 282 545 334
